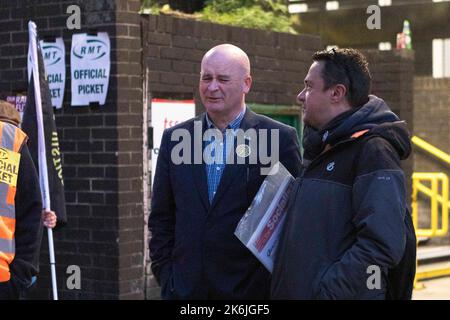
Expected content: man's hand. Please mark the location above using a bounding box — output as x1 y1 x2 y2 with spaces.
42 210 57 228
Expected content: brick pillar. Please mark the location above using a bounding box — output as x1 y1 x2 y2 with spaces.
115 0 144 299
0 0 144 299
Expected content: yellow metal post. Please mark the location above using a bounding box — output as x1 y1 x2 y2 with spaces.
413 173 450 284
411 136 450 285
431 177 438 234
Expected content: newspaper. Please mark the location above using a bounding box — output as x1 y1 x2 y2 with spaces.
235 162 295 273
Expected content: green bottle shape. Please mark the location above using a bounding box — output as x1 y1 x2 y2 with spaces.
403 20 412 50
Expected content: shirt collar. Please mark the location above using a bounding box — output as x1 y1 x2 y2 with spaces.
205 107 246 131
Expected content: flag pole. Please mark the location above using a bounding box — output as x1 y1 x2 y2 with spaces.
28 21 58 301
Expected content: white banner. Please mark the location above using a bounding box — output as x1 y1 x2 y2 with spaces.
40 38 65 109
151 99 195 185
71 32 110 106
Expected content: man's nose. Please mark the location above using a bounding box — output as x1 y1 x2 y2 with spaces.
208 79 219 91
297 89 305 104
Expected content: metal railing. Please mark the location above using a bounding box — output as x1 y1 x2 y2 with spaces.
411 136 450 284
412 173 449 237
411 135 449 237
412 136 450 165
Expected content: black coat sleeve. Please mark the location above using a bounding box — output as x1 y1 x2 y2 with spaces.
148 129 175 293
9 144 43 294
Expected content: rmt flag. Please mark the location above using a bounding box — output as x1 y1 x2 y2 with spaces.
22 23 67 230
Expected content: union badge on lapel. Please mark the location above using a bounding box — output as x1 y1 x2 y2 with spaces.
236 144 251 158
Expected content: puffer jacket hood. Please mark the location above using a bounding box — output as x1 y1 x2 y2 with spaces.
308 95 411 160
369 121 411 160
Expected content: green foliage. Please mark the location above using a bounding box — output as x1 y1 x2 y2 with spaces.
140 0 296 34
204 0 287 14
140 0 163 14
201 0 295 33
140 1 187 16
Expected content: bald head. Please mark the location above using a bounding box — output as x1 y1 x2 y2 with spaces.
201 44 251 77
199 44 252 130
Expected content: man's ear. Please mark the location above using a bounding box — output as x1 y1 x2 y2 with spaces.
243 76 252 94
331 84 347 103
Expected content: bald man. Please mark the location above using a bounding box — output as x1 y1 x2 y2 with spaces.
149 44 302 299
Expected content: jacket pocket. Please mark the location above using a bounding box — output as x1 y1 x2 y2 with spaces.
161 270 176 300
311 262 334 299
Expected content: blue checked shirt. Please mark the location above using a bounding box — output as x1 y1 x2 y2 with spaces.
205 109 245 203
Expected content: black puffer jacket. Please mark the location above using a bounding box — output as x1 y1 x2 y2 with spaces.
272 96 416 299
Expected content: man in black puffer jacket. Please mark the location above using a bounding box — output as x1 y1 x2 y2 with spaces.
271 48 416 300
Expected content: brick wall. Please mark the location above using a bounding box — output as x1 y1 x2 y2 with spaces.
143 14 322 108
142 13 322 299
142 14 415 299
0 0 144 299
363 50 415 129
141 17 414 132
0 1 416 299
414 77 450 173
413 77 450 245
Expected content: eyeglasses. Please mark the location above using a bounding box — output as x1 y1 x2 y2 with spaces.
327 48 353 94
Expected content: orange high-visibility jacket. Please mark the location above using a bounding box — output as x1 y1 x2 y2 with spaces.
0 121 28 282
